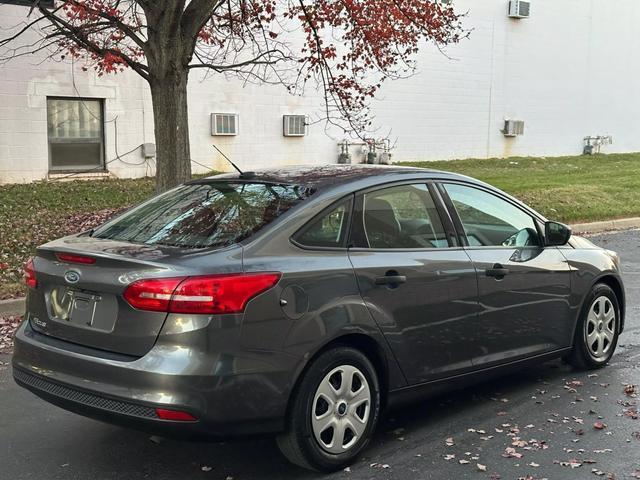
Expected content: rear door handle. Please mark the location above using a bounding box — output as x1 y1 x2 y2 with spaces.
375 274 407 286
486 264 509 279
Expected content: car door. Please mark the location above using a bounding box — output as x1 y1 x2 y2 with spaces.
439 182 573 369
347 182 480 385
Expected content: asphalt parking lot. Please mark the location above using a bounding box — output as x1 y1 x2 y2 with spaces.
1 230 639 480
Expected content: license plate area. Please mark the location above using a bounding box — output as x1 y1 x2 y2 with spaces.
69 292 100 326
48 287 114 332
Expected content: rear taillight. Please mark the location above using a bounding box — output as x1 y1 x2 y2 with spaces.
24 258 37 289
123 277 183 312
56 253 96 264
123 273 281 314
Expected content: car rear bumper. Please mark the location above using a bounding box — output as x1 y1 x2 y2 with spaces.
12 320 296 438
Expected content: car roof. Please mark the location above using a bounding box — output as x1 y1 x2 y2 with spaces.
193 163 546 222
194 164 475 191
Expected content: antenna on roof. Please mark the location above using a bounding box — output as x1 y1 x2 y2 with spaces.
211 143 256 179
212 143 244 175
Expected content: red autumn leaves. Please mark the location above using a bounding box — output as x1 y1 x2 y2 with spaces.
48 1 465 130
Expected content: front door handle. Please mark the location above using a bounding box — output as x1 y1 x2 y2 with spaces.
375 273 407 286
486 264 510 279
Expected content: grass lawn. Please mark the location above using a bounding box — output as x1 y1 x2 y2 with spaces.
399 153 640 225
1 153 638 298
0 178 155 299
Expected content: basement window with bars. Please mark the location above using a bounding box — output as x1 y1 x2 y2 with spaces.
47 97 105 172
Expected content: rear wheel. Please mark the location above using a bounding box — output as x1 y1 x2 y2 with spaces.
566 283 620 369
277 347 380 472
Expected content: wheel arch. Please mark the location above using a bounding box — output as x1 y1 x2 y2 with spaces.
285 333 391 423
594 274 626 333
568 272 625 349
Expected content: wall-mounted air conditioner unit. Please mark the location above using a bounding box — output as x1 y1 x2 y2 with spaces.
283 115 307 137
211 113 238 136
503 119 525 137
508 0 530 19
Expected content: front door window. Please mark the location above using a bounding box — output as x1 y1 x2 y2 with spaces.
444 183 540 247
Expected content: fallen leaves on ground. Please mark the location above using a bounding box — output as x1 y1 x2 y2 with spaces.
0 315 22 353
555 459 583 468
503 447 523 459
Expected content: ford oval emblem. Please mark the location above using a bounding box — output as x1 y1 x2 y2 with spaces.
64 270 81 284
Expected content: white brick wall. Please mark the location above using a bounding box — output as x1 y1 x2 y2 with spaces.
1 0 639 183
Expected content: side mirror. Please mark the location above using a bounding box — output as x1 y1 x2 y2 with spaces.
545 221 572 246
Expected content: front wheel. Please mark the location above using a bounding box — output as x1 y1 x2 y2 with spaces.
277 347 381 472
566 283 620 369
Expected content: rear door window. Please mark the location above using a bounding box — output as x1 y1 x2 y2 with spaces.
93 182 312 248
361 184 449 249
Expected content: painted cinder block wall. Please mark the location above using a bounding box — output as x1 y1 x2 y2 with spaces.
1 0 639 183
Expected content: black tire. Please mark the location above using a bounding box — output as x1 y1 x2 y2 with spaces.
276 346 381 472
566 283 620 370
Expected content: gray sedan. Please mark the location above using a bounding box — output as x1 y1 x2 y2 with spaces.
13 165 625 471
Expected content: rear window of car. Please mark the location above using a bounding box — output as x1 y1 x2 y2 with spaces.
92 182 313 248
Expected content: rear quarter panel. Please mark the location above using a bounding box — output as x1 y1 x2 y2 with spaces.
240 194 407 394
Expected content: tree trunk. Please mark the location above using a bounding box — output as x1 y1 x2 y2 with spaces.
149 67 192 193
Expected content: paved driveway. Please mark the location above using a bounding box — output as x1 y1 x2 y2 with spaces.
1 230 639 480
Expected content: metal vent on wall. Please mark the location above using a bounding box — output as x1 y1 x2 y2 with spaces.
508 0 530 18
283 115 307 137
211 113 238 136
503 119 525 137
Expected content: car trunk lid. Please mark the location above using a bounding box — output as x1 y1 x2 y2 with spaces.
27 235 242 357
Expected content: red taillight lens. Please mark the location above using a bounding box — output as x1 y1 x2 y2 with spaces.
123 277 184 312
123 273 281 314
56 253 96 265
24 258 37 289
170 273 281 314
155 408 197 422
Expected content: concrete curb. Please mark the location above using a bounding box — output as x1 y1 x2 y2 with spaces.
570 217 640 235
0 297 25 316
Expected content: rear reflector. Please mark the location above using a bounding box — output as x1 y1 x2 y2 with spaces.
123 273 281 314
155 408 197 422
24 258 37 289
55 253 96 265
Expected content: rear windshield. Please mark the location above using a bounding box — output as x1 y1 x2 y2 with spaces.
92 182 313 248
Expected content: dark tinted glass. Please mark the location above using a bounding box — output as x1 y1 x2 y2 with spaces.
93 182 312 248
296 200 351 248
362 184 448 249
444 184 540 247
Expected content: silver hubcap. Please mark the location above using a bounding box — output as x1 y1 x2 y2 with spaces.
586 296 616 359
311 365 371 454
